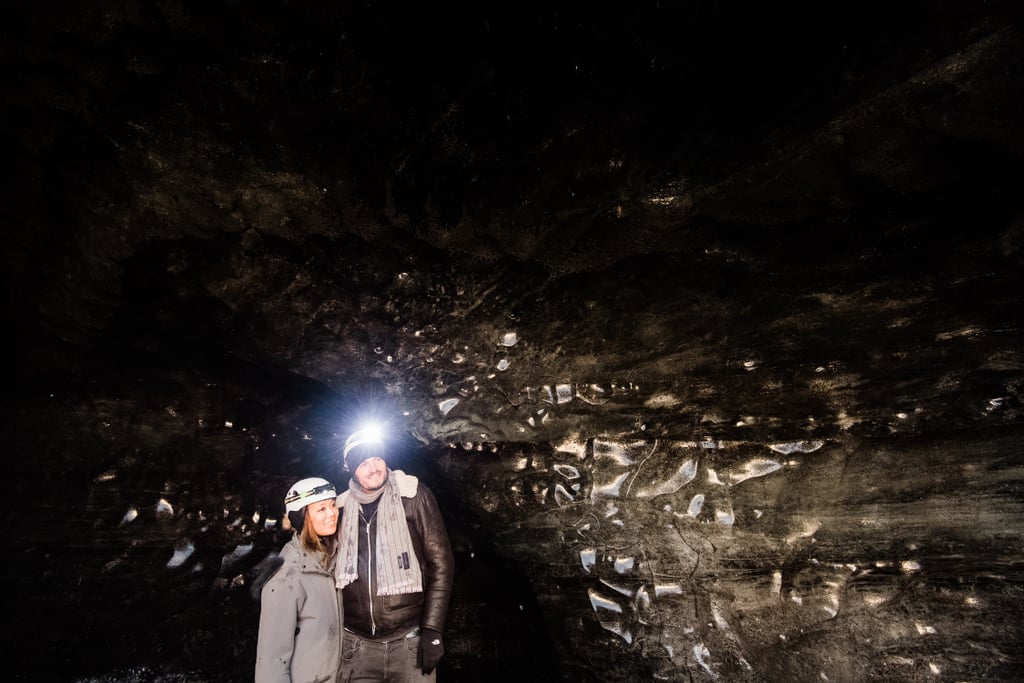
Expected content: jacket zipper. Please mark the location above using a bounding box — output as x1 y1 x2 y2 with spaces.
366 514 376 635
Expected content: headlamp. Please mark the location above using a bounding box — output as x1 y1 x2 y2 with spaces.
343 421 387 471
284 482 336 506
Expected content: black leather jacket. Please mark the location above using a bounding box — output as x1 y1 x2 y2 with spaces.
341 482 454 640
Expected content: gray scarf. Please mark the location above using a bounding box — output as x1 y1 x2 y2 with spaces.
335 469 423 595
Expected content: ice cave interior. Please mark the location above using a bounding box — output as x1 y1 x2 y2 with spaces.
4 2 1024 681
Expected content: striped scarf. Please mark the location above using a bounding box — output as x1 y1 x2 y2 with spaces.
335 469 423 595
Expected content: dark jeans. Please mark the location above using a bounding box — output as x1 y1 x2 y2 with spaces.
341 628 435 683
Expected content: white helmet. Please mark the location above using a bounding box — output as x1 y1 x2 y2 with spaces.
284 477 336 513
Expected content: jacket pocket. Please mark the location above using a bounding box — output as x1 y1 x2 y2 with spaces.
383 590 424 614
341 635 361 661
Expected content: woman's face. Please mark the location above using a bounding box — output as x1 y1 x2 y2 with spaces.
305 497 339 537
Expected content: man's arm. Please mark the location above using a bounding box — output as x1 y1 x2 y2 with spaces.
413 485 454 633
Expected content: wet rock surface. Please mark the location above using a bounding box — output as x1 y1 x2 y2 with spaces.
4 2 1024 681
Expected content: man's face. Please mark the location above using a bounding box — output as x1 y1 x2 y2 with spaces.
354 456 387 491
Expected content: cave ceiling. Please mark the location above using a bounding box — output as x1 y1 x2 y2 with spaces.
7 2 1024 446
4 2 1024 681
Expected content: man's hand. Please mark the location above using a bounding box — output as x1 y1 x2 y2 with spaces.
416 628 444 674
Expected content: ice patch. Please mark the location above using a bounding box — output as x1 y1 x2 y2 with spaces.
694 644 714 677
119 507 138 527
576 384 609 405
728 458 782 484
580 548 596 573
588 588 622 613
167 539 195 569
900 560 921 573
221 543 253 570
593 438 639 465
600 579 634 597
655 583 683 597
557 438 589 458
499 332 518 346
768 440 824 454
155 499 174 520
591 472 630 501
614 557 635 574
553 484 574 505
636 458 698 498
438 398 459 415
554 464 581 480
686 494 705 517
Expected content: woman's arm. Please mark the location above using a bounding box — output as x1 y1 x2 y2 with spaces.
255 571 301 683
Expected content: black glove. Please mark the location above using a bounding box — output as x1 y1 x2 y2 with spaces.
416 628 444 675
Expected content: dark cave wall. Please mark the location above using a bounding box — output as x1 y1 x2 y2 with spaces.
7 363 1023 681
3 366 565 681
4 1 1024 681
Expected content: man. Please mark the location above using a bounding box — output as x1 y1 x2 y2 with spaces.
335 428 455 682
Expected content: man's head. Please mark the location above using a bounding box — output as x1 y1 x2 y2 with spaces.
343 427 388 491
352 454 387 492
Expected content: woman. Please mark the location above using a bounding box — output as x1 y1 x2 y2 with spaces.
256 477 343 683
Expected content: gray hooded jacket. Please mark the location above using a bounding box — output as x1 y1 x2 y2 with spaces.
256 536 343 683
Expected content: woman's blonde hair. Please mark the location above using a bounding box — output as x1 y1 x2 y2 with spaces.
298 511 337 566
